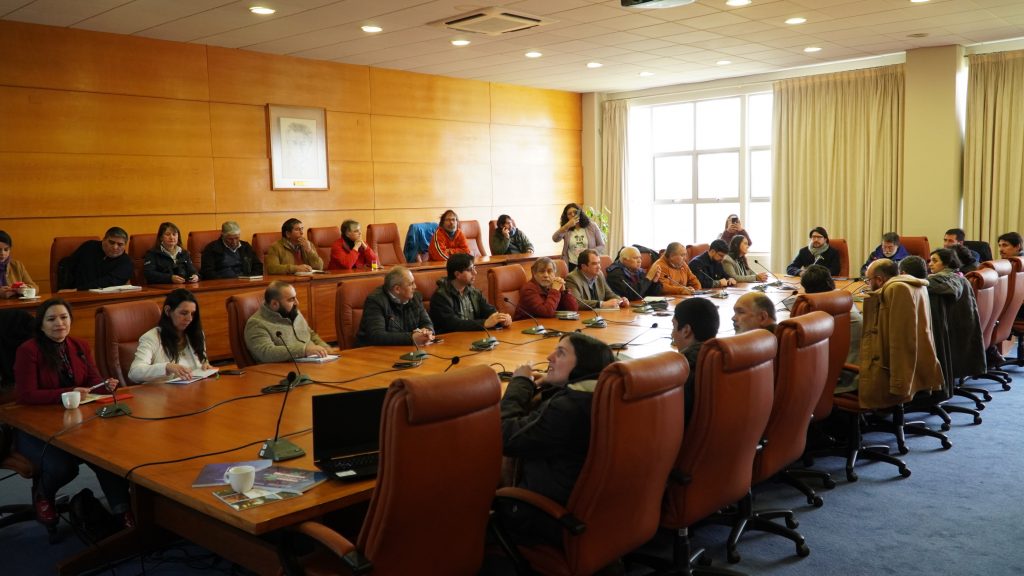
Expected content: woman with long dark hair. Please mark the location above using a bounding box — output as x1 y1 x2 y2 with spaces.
14 298 129 528
722 235 767 283
143 221 199 284
129 288 209 383
552 203 605 272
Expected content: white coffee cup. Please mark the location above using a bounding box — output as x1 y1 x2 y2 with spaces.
21 287 37 299
61 390 81 409
226 465 256 493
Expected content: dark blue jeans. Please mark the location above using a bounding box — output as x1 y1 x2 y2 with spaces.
15 430 130 514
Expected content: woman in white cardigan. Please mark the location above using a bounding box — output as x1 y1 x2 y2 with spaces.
129 289 210 383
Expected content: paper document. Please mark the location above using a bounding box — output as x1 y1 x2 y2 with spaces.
88 285 142 293
295 355 340 364
167 368 220 384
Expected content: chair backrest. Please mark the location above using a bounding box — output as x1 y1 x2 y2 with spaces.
754 311 832 483
487 220 497 243
685 243 709 262
562 352 686 575
488 265 527 315
966 267 999 348
128 233 156 285
226 291 263 367
459 220 488 258
1003 257 1024 336
94 300 162 385
900 236 930 260
964 240 993 263
357 365 501 574
981 259 1015 345
829 238 851 277
187 230 221 275
661 329 776 529
553 258 569 278
308 226 340 266
50 236 98 290
599 254 612 273
413 269 446 312
335 277 384 350
791 290 853 421
251 232 279 264
366 223 405 265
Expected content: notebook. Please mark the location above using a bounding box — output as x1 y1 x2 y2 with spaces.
312 388 388 481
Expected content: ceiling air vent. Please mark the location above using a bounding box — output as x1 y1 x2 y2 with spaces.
429 7 555 36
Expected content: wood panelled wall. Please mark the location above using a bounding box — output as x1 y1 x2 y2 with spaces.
0 21 582 292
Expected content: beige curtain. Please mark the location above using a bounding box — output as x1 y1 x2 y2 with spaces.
771 65 904 274
964 50 1024 245
600 99 628 255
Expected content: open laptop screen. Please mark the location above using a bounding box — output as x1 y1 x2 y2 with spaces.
312 388 388 464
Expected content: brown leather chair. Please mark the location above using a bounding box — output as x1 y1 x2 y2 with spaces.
365 223 405 266
226 291 264 368
251 232 279 264
487 219 497 244
686 243 709 262
279 365 502 575
94 300 162 385
963 267 1002 404
187 230 221 276
334 277 384 350
828 238 851 277
488 264 527 315
413 269 446 312
128 233 157 285
654 330 776 574
496 352 686 576
308 226 340 267
599 254 612 273
50 235 98 291
900 235 930 260
553 258 569 278
964 240 993 263
723 312 832 562
979 258 1022 388
1003 257 1024 369
0 440 53 538
459 220 488 258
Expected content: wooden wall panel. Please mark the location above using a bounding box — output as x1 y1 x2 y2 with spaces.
218 210 375 243
491 125 581 166
0 154 215 217
327 112 372 163
370 68 490 124
491 83 582 130
207 47 369 114
0 21 209 101
211 103 266 159
371 116 490 164
213 158 373 212
0 87 212 157
491 164 582 206
373 163 492 209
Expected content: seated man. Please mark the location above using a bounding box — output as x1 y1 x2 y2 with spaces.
787 227 841 276
66 227 132 290
565 249 627 310
649 242 701 295
265 218 323 274
997 231 1023 259
799 264 863 392
201 221 263 279
517 257 578 319
688 239 737 289
244 280 330 363
355 266 433 347
670 298 719 421
490 214 534 255
605 246 663 300
943 228 981 264
428 210 470 261
429 253 511 334
732 292 776 334
860 232 908 276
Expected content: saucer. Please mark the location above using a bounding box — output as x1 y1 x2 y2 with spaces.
19 296 40 300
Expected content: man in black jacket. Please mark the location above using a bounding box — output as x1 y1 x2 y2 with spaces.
354 266 433 347
200 221 263 279
604 245 663 300
428 253 511 334
688 239 736 289
66 227 132 290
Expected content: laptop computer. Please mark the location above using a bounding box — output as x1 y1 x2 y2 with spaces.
312 388 388 481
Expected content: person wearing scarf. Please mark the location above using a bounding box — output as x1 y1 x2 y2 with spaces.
786 226 840 276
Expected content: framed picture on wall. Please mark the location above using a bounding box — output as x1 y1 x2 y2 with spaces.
267 104 329 190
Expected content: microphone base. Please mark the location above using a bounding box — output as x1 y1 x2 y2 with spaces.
278 374 314 387
400 350 428 361
97 403 131 418
608 343 628 350
582 318 607 329
258 438 305 462
471 338 498 351
631 305 653 313
521 326 547 335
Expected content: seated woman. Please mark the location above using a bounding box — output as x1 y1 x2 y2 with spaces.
0 230 38 298
499 332 615 545
490 214 534 255
328 219 378 270
723 235 767 283
786 226 841 276
516 257 578 319
14 298 130 528
129 289 210 383
143 222 199 284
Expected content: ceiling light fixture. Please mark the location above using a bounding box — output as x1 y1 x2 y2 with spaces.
910 0 930 3
785 17 806 25
725 0 751 6
639 71 655 77
717 60 732 65
587 62 603 68
525 51 542 58
361 25 383 33
451 39 471 46
804 46 822 52
249 6 275 15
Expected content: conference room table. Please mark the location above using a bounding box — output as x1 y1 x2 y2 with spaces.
0 277 818 575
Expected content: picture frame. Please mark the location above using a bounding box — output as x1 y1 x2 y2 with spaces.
266 104 329 190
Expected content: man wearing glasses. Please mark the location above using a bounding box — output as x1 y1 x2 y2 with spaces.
786 226 841 276
429 253 511 334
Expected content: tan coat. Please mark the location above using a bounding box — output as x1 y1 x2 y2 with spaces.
858 275 943 409
265 238 324 275
3 259 37 290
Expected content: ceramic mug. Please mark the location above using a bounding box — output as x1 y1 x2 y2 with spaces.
61 390 81 409
226 465 256 493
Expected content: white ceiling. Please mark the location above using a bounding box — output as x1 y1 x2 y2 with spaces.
4 0 1024 93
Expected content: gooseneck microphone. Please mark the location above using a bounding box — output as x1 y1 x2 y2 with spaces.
258 331 309 461
503 297 546 335
576 299 607 328
609 322 659 351
698 268 719 289
97 379 131 418
273 330 313 387
400 332 428 361
471 324 498 351
752 259 784 288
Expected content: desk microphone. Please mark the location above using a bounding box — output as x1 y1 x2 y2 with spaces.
97 379 131 418
258 331 308 461
620 279 655 312
264 329 314 389
576 299 607 328
609 322 659 352
471 324 498 351
698 268 720 290
503 297 546 335
752 259 786 288
400 332 428 361
812 254 824 266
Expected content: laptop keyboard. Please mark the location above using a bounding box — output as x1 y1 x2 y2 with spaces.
328 453 379 472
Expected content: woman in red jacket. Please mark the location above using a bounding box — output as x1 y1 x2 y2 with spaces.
328 220 378 270
516 258 578 319
14 298 130 528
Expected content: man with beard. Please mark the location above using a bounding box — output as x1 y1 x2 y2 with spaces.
244 280 330 363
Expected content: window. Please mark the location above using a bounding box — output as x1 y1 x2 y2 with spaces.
627 92 773 254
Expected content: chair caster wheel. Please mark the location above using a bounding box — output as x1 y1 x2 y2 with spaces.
823 477 836 489
812 495 824 508
898 445 909 455
785 515 799 529
727 550 741 564
973 416 983 425
982 393 992 402
797 543 810 558
846 469 858 482
899 467 912 478
976 403 985 411
696 553 713 567
1002 383 1012 391
941 440 952 450
940 423 950 431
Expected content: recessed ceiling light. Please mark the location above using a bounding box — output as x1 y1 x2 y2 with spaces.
361 25 382 33
910 0 930 3
804 46 822 53
726 0 751 6
451 39 470 46
587 62 603 69
785 17 806 25
717 60 732 65
249 6 275 15
525 51 542 58
907 32 929 38
639 71 655 77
